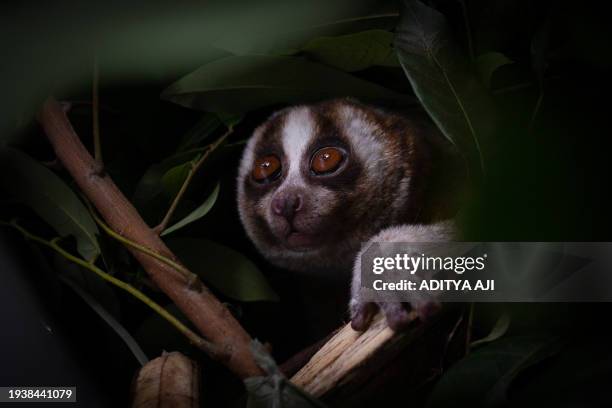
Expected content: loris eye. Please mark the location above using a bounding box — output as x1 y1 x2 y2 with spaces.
310 147 345 175
252 155 281 183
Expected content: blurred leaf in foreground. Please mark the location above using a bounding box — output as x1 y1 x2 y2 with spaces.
161 55 412 115
394 0 497 177
302 29 400 72
214 2 399 56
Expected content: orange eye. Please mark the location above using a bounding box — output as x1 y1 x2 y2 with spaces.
311 147 345 175
252 155 281 182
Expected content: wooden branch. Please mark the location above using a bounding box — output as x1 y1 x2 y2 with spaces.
291 313 412 397
280 332 336 378
291 310 461 406
92 57 102 162
38 97 262 379
1 219 219 358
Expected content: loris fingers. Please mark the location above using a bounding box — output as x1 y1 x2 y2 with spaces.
378 302 414 332
349 301 378 331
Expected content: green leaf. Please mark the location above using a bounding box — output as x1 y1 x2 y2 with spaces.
0 148 100 260
302 29 400 72
176 112 242 152
428 335 563 408
471 312 511 348
161 55 413 114
475 52 513 88
176 114 223 152
161 160 193 198
294 11 399 39
167 237 279 302
394 0 497 176
131 165 166 208
215 9 400 56
161 182 220 237
132 149 202 206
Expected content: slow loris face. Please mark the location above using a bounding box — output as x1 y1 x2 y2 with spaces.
237 99 428 277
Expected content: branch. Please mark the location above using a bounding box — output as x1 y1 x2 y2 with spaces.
85 201 201 288
1 220 223 359
92 57 102 162
37 97 262 379
154 130 232 234
290 310 462 405
290 313 412 397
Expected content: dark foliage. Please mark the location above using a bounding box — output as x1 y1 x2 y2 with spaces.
1 0 611 407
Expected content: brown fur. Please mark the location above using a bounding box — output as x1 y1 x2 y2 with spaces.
237 98 462 331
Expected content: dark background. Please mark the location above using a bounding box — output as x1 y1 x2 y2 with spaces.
1 1 612 407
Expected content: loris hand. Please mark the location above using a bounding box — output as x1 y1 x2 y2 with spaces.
349 223 453 331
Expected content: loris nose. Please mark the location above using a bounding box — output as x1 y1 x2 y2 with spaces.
272 192 303 220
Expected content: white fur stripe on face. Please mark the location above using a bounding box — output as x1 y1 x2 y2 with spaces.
336 104 384 175
282 107 314 179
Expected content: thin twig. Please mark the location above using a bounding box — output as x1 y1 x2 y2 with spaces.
154 128 233 234
92 57 102 163
83 199 201 289
0 220 224 358
38 97 262 378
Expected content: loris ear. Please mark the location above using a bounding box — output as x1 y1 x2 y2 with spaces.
349 222 455 331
